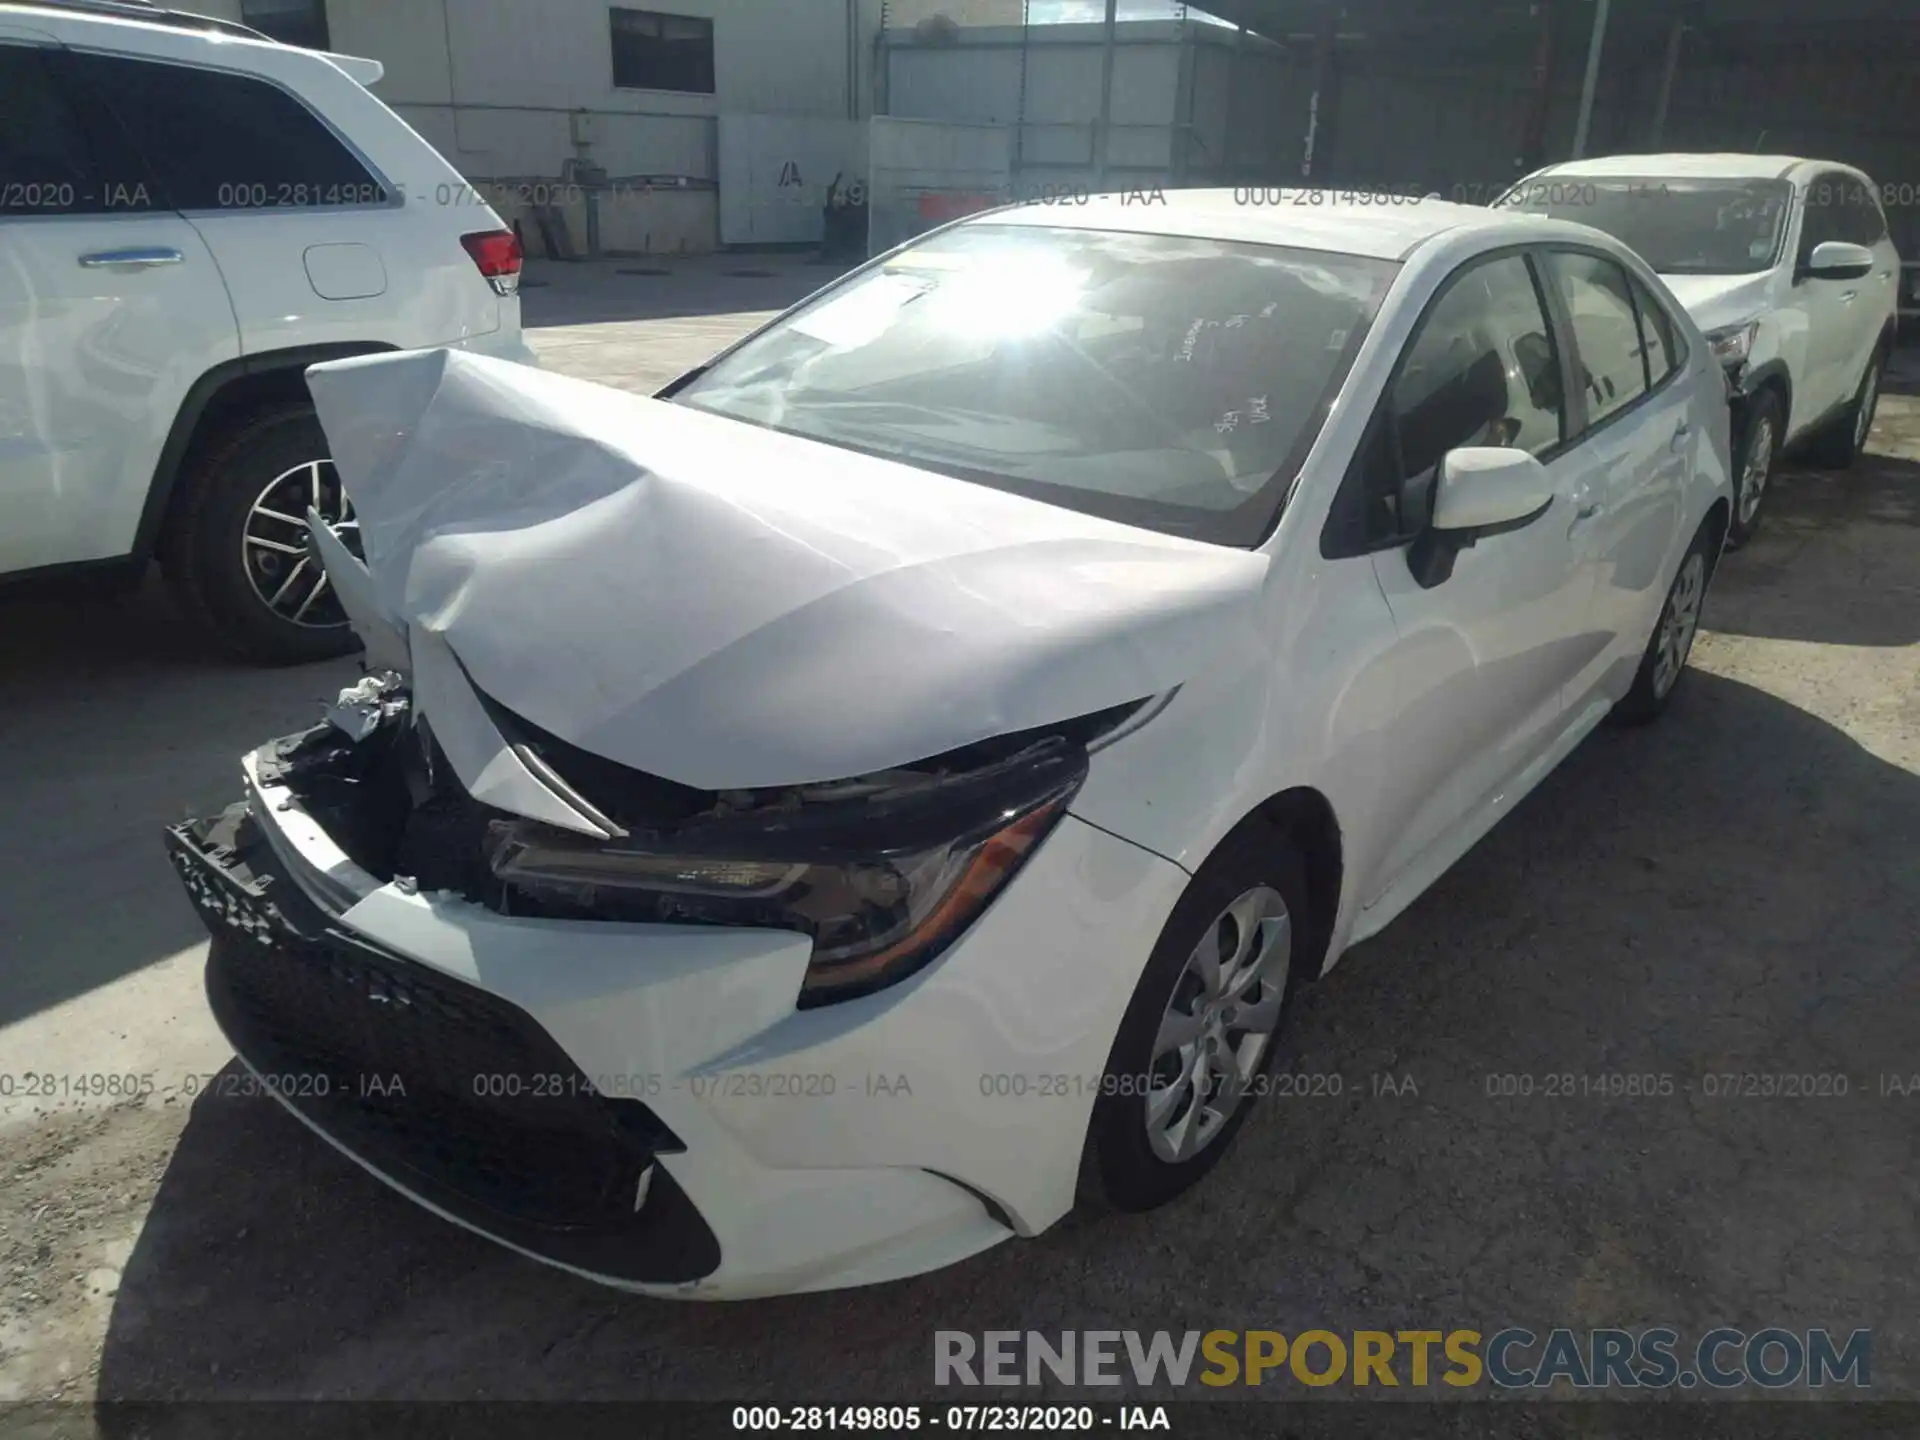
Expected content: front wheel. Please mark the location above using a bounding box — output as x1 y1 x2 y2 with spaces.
1726 390 1782 550
159 404 365 666
1614 521 1716 726
1078 828 1311 1213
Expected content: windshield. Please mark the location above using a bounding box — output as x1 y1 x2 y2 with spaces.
673 224 1396 547
1499 177 1794 275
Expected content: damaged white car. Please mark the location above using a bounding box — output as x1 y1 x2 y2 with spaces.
167 194 1733 1298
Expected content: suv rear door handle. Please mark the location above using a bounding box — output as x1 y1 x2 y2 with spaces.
1671 421 1693 452
78 247 184 269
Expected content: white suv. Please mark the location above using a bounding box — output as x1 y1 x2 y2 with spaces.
1500 155 1900 547
0 0 535 663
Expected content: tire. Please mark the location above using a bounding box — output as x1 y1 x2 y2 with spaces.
159 403 364 666
1725 389 1783 551
1805 350 1883 471
1078 826 1313 1213
1613 520 1717 726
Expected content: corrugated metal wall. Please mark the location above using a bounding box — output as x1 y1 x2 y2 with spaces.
882 7 1920 258
1623 39 1920 253
883 20 1297 192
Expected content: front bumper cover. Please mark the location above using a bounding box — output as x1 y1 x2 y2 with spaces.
166 738 1191 1296
168 804 721 1285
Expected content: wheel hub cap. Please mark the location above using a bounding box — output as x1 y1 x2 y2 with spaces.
1652 552 1706 699
1144 885 1291 1164
243 459 360 629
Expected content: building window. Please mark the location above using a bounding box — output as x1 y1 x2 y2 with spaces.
242 0 331 51
610 8 715 94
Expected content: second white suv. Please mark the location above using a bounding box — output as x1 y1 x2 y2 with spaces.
1499 155 1901 547
0 0 536 663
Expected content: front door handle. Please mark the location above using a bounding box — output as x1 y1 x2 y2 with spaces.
78 247 184 269
1568 501 1602 540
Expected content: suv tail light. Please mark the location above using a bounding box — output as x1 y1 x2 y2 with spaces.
460 229 523 297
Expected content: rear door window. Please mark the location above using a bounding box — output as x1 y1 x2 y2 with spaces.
0 43 157 214
57 51 389 211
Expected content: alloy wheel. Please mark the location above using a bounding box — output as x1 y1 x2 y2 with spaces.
1651 551 1706 700
242 459 360 629
1145 885 1291 1164
1738 414 1775 528
1855 362 1881 454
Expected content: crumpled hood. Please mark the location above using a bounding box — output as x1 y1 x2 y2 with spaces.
1658 272 1774 335
304 348 1269 791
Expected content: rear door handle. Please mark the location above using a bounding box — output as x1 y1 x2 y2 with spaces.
78 247 184 269
1671 421 1693 453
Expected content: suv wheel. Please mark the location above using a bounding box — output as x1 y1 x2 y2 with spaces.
1726 389 1783 550
160 403 365 666
1807 352 1883 470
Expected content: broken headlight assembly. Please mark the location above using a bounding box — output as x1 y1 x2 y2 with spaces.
485 738 1089 1006
1706 319 1760 374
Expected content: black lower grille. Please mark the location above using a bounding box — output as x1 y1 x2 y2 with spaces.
177 808 720 1284
209 934 667 1229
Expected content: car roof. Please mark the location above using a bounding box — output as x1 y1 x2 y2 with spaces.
1533 153 1824 182
0 0 267 39
976 188 1602 261
0 0 386 82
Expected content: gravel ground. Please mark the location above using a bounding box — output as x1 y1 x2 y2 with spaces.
2 264 1916 1408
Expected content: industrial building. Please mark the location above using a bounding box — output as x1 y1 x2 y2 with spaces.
188 0 1920 262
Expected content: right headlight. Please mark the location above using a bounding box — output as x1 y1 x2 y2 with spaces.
1706 320 1760 371
486 740 1086 1006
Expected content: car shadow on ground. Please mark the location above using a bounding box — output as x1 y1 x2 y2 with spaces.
95 669 1920 1402
0 576 357 1028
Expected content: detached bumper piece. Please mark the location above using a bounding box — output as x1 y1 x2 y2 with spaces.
166 804 721 1285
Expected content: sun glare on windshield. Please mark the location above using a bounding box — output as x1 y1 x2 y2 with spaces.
921 250 1087 337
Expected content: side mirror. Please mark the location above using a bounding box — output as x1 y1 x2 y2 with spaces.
1802 240 1875 282
1433 447 1554 531
1408 447 1554 589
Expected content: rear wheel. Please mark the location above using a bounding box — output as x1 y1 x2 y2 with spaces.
1806 352 1883 470
1725 389 1782 550
1614 520 1716 726
1079 827 1311 1213
160 404 365 666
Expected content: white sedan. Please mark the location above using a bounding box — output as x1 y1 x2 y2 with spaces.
167 192 1733 1298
